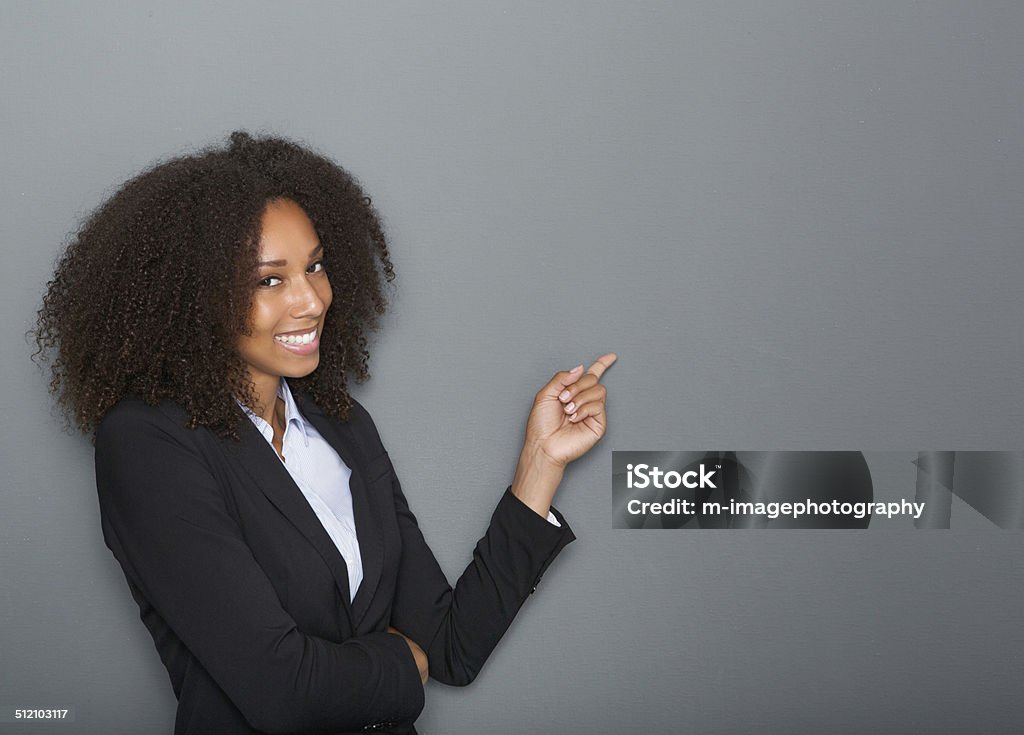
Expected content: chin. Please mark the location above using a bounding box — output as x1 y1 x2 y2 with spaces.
289 366 320 379
280 357 320 378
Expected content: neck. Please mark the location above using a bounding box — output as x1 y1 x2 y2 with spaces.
251 376 283 425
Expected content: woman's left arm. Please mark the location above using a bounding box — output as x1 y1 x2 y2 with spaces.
509 354 617 518
386 354 616 686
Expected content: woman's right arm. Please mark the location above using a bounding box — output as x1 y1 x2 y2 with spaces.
94 402 423 734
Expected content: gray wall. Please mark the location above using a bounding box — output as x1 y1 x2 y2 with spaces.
3 2 1023 732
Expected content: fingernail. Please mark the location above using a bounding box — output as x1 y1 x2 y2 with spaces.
570 364 583 373
559 390 571 402
564 402 575 413
570 412 579 421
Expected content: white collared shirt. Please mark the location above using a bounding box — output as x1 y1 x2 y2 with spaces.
237 379 562 603
237 379 364 602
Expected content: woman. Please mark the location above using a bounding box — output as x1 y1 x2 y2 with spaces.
33 131 615 734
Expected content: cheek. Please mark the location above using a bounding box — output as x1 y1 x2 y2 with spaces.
236 307 273 358
248 300 277 334
319 280 334 311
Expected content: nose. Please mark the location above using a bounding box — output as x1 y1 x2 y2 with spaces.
289 274 326 319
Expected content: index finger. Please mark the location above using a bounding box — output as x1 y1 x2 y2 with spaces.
586 352 618 380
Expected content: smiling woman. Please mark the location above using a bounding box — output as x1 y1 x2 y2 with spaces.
33 131 396 441
237 200 334 449
31 130 614 734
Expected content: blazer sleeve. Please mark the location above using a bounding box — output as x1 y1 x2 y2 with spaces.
94 401 424 734
380 447 577 686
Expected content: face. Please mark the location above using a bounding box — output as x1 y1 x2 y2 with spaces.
236 198 333 401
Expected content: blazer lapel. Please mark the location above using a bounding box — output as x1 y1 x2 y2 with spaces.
294 393 385 631
225 404 371 633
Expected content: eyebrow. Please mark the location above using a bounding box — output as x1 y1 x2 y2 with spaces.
258 243 324 268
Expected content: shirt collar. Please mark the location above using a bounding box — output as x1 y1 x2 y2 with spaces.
277 378 309 446
236 378 310 447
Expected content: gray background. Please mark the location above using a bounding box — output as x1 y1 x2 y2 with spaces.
3 1 1023 733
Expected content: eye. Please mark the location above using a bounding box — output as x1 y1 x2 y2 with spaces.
307 260 325 274
258 275 282 288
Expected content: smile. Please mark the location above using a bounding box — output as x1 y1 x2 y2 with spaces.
274 327 319 355
274 327 317 345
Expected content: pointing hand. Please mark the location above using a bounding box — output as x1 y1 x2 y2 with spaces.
525 353 617 469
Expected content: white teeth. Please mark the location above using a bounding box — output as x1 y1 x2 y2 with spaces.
275 328 316 345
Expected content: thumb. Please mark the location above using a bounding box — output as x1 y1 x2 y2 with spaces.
538 364 584 399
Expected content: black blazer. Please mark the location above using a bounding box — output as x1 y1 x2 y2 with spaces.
94 389 575 734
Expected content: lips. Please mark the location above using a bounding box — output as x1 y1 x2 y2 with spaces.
274 327 319 355
274 327 318 344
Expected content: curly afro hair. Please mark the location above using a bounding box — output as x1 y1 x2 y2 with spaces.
32 130 396 442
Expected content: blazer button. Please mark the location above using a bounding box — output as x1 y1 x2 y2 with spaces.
363 722 396 731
